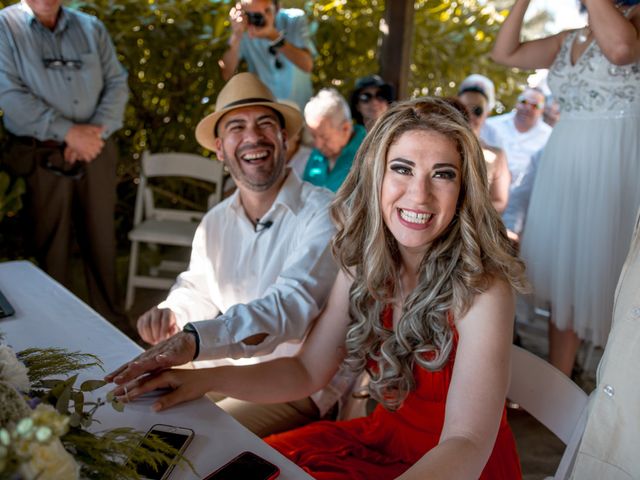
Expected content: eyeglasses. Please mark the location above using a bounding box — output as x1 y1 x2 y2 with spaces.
517 96 544 110
43 58 83 70
469 105 484 117
358 90 389 104
267 46 282 70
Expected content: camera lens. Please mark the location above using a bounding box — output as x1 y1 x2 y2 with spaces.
246 12 266 27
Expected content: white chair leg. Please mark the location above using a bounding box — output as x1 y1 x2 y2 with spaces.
125 241 140 311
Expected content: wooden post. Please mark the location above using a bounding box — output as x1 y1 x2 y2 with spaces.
380 0 415 100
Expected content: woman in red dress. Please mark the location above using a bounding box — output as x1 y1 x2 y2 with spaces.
124 98 527 479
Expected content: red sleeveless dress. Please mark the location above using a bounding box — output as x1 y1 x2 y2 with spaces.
264 308 522 479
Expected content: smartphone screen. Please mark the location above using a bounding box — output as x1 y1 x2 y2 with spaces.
205 451 280 480
136 425 194 480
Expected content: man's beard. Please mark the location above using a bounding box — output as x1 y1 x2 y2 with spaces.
223 144 286 192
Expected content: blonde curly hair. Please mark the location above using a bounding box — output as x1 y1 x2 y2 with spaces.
331 97 528 410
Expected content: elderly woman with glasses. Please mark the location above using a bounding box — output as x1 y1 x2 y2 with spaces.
457 74 511 214
492 0 640 377
349 74 395 131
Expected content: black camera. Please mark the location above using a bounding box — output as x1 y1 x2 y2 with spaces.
245 11 266 27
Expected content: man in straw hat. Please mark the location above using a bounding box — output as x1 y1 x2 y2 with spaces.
106 73 351 436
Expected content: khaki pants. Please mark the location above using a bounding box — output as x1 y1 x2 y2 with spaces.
207 392 320 438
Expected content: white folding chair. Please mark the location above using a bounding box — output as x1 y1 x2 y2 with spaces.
125 151 224 310
509 344 590 480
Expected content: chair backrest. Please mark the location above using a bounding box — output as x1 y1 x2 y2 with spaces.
509 345 590 480
509 345 588 445
133 151 225 225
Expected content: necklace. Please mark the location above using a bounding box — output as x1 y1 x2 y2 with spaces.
576 25 590 44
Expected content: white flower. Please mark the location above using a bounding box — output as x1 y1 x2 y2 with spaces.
18 438 80 480
0 346 30 392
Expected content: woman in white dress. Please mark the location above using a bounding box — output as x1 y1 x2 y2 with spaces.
491 0 640 376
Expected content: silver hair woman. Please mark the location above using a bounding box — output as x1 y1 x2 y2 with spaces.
332 97 527 409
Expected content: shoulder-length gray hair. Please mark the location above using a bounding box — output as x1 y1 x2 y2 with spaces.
331 97 528 410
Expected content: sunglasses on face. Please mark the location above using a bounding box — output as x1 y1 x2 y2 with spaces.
518 96 544 110
358 90 388 104
469 105 484 117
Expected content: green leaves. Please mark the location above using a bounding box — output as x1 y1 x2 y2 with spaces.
0 172 25 223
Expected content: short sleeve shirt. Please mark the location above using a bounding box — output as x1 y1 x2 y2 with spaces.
240 8 316 110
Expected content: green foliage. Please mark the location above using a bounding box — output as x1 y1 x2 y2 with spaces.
0 171 24 223
18 348 103 384
410 0 528 113
1 342 193 479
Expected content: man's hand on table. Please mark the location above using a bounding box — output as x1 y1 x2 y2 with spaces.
104 331 196 387
137 306 179 344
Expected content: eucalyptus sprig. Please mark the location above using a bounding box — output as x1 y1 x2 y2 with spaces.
65 427 195 480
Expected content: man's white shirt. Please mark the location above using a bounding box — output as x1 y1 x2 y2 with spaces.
159 170 350 414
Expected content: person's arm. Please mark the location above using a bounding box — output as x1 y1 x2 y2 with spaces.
584 0 640 65
87 19 129 139
398 278 515 480
490 0 567 70
114 269 354 410
152 219 222 335
489 147 510 214
0 26 73 142
276 11 314 73
220 3 246 81
276 38 313 73
192 203 337 360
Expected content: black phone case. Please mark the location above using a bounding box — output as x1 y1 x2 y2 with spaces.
0 288 15 318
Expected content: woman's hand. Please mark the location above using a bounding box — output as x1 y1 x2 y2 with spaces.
117 368 211 412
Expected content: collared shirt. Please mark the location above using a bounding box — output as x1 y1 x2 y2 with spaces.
481 112 552 234
570 209 640 479
303 124 366 193
159 171 351 415
0 2 128 141
240 8 316 111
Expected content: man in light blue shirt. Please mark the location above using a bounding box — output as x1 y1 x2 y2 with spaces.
220 0 315 111
0 0 128 322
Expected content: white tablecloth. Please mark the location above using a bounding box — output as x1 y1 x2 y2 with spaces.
0 260 312 480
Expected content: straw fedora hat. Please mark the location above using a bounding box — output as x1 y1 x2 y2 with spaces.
195 72 303 152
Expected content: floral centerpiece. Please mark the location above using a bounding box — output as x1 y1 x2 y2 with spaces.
0 336 189 479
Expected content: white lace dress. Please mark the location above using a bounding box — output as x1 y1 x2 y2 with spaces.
521 30 640 346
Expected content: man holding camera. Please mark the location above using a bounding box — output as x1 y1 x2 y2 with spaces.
220 0 315 111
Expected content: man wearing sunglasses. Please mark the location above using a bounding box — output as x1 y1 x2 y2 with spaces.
0 0 128 322
481 87 552 242
220 0 315 111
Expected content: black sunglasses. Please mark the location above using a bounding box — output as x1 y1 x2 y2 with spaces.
43 58 83 70
267 46 282 70
358 90 388 104
470 105 484 117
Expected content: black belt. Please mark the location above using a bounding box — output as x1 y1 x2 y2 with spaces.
11 135 63 149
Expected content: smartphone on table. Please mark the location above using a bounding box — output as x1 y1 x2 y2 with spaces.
134 424 194 480
204 451 280 480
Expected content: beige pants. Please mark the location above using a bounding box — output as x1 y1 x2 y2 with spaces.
207 392 320 438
